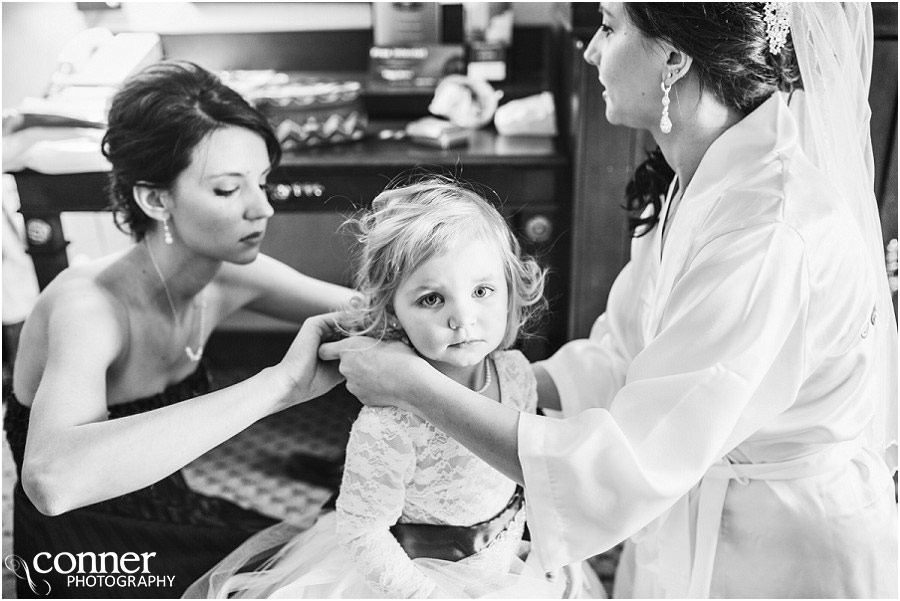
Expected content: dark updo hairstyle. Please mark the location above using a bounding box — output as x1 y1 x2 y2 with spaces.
101 60 281 240
622 3 803 237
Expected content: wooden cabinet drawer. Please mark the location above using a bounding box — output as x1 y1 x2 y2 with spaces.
267 164 565 211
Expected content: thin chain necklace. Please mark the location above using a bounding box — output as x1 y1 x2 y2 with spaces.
144 241 206 362
474 356 493 395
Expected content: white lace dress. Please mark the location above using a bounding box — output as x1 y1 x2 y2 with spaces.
185 350 579 599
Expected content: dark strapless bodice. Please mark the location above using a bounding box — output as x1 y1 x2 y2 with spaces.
3 364 277 598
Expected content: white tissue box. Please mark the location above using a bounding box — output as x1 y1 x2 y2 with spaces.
493 92 558 137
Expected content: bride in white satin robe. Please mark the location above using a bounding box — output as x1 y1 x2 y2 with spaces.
523 91 897 598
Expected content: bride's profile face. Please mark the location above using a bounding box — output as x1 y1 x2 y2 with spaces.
583 2 668 132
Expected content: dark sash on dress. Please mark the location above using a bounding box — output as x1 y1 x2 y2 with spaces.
389 486 525 561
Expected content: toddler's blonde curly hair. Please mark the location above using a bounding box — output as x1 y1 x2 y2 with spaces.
340 175 547 351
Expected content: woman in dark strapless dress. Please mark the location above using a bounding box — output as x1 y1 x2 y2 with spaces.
7 61 353 599
4 365 280 598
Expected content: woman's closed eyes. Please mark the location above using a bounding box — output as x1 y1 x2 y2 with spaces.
213 183 268 198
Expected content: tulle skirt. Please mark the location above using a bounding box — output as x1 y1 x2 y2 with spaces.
183 512 606 599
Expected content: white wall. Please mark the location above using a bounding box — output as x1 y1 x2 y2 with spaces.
2 3 88 108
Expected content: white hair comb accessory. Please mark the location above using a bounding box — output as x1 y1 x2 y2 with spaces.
764 2 792 55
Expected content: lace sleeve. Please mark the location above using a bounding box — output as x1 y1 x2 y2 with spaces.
335 406 437 598
497 350 539 414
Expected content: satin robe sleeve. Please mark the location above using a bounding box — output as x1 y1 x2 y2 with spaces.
519 223 810 570
536 261 638 415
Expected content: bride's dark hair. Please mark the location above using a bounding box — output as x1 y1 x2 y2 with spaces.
621 2 803 237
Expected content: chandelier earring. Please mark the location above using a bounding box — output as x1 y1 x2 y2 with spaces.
660 78 673 134
163 216 174 245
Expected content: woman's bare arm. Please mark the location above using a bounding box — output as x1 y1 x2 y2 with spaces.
221 253 356 322
23 292 341 516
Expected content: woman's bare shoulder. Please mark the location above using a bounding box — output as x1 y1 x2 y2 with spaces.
33 255 138 343
14 255 133 402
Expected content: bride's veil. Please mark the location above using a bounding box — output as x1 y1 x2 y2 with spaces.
789 2 897 471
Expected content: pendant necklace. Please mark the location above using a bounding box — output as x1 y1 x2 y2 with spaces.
145 241 206 362
474 356 493 395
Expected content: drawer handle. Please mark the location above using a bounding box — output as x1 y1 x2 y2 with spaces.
524 215 553 243
268 182 326 202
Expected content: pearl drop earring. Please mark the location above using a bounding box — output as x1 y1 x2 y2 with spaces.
163 216 173 245
660 79 673 134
